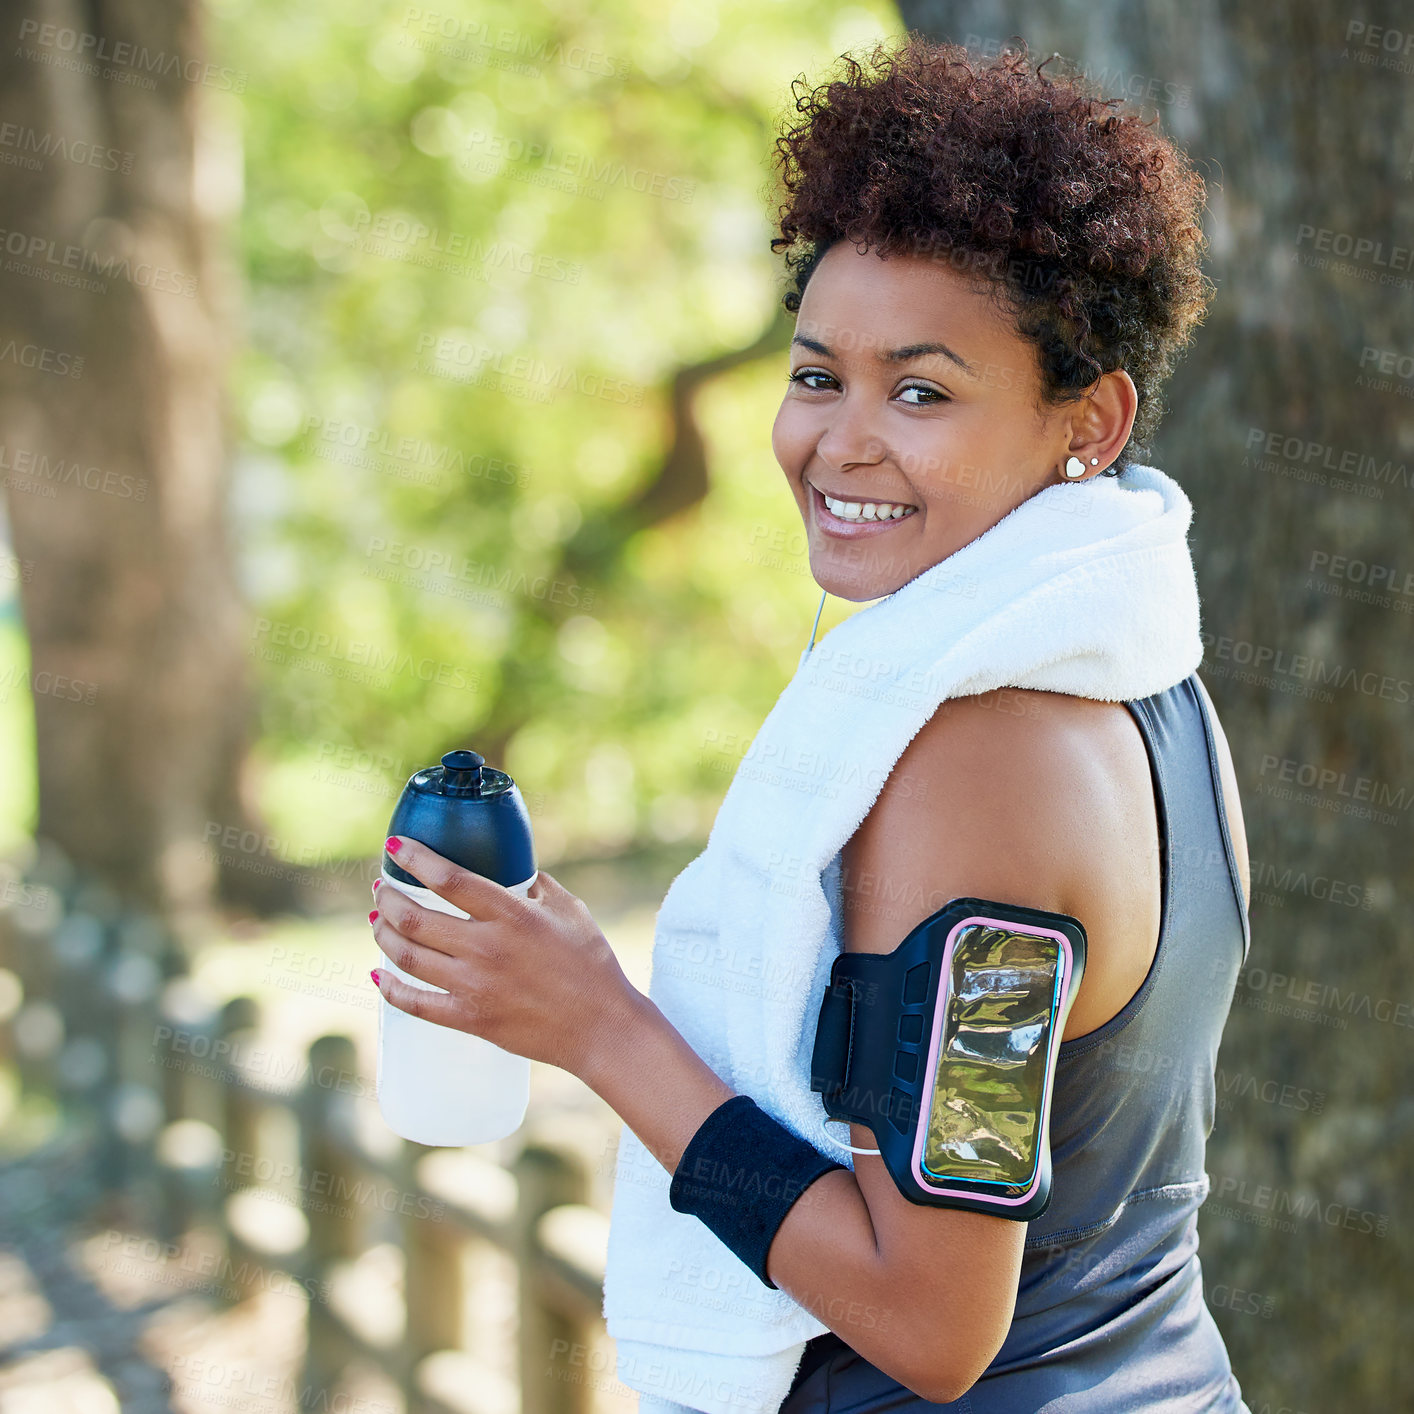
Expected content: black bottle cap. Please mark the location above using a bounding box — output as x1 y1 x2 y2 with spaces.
383 747 535 889
440 749 485 796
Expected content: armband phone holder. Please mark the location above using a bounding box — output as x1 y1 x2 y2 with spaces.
810 896 1086 1219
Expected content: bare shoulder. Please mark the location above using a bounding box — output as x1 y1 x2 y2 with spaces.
831 685 1163 1396
840 685 1163 1043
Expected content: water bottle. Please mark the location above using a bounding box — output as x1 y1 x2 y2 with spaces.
376 749 537 1146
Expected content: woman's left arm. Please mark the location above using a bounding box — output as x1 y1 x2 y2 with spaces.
370 683 1120 1407
369 843 971 1399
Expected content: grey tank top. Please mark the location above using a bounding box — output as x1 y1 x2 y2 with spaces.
781 671 1253 1413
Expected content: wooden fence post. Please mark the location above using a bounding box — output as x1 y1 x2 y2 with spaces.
49 903 108 1140
298 1032 364 1407
105 912 169 1226
152 982 224 1240
216 995 263 1304
400 1138 465 1414
515 1139 592 1414
4 841 72 1115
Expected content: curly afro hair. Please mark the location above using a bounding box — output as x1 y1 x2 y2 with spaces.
769 34 1214 469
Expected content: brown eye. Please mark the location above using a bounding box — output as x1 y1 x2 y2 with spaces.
787 369 835 390
897 384 949 405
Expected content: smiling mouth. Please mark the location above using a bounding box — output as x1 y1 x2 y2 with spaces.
807 479 919 530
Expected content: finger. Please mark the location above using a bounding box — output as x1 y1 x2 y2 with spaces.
529 869 571 900
526 870 555 904
370 915 462 993
385 835 525 920
372 885 465 958
372 963 466 1030
530 870 593 921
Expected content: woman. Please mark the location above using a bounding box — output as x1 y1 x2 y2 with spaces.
369 35 1253 1413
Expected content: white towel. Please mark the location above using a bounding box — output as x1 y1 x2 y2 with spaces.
602 463 1205 1414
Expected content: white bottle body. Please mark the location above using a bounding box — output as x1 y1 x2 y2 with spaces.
375 867 535 1146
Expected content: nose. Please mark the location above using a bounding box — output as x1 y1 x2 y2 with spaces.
814 412 887 483
812 393 888 479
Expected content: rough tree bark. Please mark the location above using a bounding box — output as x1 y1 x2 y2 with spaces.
0 0 297 931
888 3 1411 1405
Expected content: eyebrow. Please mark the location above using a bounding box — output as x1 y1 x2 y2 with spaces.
791 333 978 378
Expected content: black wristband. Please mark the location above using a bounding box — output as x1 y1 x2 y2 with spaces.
668 1094 847 1289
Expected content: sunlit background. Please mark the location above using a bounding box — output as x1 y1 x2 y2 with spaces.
1 0 1410 1410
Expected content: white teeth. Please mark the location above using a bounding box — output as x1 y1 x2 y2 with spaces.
819 488 917 521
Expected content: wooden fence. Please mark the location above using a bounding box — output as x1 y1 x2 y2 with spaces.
0 841 615 1414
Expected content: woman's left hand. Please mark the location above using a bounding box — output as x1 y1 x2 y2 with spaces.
369 835 640 1081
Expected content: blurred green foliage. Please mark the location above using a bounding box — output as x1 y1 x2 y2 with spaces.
201 0 898 867
0 619 36 856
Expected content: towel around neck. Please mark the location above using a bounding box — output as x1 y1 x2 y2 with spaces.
602 462 1205 1414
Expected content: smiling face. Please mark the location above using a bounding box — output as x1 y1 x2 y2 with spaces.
772 241 1135 602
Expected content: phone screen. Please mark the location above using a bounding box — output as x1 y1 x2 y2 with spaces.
921 925 1062 1188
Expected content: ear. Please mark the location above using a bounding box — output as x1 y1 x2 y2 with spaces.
1063 369 1139 476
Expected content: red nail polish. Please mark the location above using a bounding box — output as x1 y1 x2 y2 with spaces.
385 836 401 854
372 879 381 893
368 909 379 923
370 969 381 986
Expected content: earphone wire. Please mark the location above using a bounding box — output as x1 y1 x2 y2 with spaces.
805 588 827 658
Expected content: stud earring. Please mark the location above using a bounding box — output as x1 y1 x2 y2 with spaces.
1090 457 1100 466
1063 456 1086 479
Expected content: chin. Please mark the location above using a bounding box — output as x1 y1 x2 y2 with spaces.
808 560 903 603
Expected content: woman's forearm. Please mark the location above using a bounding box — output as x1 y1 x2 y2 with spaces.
578 987 939 1392
579 985 738 1175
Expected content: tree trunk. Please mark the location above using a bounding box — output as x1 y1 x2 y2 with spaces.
891 3 1410 1404
0 0 295 932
